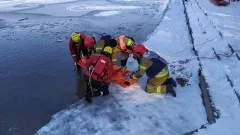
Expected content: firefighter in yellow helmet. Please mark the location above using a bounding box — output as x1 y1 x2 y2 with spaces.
83 46 114 103
69 32 96 68
130 44 177 96
111 35 135 70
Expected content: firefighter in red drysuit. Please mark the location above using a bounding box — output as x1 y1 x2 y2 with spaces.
69 32 96 68
83 46 113 103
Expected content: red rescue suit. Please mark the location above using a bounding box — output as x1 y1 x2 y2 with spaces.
84 55 113 84
69 33 88 62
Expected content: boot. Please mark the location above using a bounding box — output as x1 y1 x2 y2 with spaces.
102 91 109 96
163 78 177 87
94 90 101 97
85 86 92 103
170 77 177 87
85 93 92 103
167 84 176 97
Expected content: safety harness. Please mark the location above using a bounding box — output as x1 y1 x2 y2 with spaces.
88 66 95 99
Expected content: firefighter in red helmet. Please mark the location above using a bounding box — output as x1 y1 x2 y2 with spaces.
69 32 96 68
130 44 177 96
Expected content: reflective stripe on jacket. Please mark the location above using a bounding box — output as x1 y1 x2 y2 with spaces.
133 51 168 79
115 35 134 53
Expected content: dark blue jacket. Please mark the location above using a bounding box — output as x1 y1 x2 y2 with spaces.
142 51 167 78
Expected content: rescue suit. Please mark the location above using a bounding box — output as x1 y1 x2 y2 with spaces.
132 51 170 94
69 32 96 65
112 35 135 68
83 47 113 103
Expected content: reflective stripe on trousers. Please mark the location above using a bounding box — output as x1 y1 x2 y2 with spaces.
157 86 161 93
155 67 169 78
146 84 162 93
146 83 166 94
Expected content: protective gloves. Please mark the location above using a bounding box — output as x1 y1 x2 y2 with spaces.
78 57 88 67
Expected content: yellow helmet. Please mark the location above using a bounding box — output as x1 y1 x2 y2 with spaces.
103 46 113 54
71 32 80 43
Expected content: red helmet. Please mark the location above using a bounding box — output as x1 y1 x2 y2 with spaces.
84 36 95 48
133 44 147 58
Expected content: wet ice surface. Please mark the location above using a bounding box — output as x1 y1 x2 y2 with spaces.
0 0 170 134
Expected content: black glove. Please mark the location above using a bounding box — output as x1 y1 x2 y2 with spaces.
124 81 130 86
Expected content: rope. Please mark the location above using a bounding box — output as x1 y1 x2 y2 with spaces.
164 38 218 56
163 37 240 64
168 50 238 64
88 66 95 98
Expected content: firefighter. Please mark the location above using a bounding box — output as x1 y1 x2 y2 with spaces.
83 46 113 103
111 35 135 70
69 32 96 68
130 44 177 97
95 34 117 54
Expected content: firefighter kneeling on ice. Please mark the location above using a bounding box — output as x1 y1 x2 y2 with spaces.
130 44 177 97
83 46 113 103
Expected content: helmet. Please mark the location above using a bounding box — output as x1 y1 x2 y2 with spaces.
103 46 113 55
71 32 81 43
133 44 147 57
84 36 95 48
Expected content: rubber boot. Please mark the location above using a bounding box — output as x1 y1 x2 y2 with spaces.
94 90 101 97
170 77 177 87
85 84 92 103
167 84 176 97
102 90 109 96
163 77 177 87
85 93 92 103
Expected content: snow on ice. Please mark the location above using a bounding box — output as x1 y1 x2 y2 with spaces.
37 0 207 134
66 5 139 12
184 0 240 134
37 0 240 135
94 11 121 17
1 0 239 134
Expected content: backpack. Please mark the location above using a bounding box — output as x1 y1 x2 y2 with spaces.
100 35 112 44
89 55 110 80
